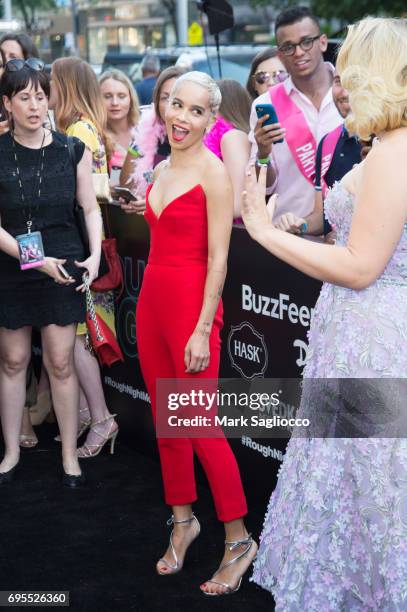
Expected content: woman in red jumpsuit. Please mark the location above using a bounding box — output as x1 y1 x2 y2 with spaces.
136 71 257 595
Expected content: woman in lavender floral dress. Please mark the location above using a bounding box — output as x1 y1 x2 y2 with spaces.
242 18 407 611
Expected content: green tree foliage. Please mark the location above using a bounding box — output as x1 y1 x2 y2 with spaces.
312 0 405 24
12 0 56 32
250 0 405 24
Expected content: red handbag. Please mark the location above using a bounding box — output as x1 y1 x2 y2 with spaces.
84 274 124 367
91 238 123 293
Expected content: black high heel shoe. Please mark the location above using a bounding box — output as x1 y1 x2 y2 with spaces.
62 471 86 488
0 463 19 485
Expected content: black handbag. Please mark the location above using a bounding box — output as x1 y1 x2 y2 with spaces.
67 137 108 279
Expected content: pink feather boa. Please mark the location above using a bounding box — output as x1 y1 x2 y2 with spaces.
130 106 167 197
203 115 234 160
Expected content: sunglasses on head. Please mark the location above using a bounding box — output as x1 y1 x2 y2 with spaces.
5 58 45 73
253 69 288 86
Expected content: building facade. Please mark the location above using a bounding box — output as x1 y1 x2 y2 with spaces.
77 0 275 64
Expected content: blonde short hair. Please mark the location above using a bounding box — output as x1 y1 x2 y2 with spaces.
171 71 222 116
99 68 140 128
336 17 407 140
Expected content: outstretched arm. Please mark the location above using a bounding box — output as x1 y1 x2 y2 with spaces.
242 136 407 290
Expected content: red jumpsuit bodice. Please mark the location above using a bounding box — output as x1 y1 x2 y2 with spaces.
144 183 208 267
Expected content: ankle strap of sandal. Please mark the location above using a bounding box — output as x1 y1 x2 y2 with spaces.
166 513 197 526
91 414 117 427
215 533 253 573
224 533 253 551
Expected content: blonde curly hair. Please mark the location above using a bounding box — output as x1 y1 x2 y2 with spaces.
336 17 407 140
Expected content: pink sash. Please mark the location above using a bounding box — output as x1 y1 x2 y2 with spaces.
320 124 343 197
269 83 317 186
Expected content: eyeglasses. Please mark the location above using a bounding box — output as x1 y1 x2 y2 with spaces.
253 69 288 86
278 35 321 57
5 58 45 72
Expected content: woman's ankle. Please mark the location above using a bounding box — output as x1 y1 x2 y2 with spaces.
62 455 81 474
224 526 248 542
0 451 20 470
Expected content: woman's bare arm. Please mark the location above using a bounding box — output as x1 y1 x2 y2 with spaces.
76 149 102 259
0 221 75 284
0 215 19 259
243 133 407 290
74 148 103 287
197 164 233 334
220 129 250 219
184 163 233 372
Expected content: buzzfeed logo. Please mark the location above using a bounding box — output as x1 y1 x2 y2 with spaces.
242 284 313 328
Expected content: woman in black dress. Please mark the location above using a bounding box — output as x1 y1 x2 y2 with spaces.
0 60 102 485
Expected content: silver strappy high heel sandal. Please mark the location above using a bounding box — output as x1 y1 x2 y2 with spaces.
201 533 258 596
77 414 118 458
157 514 201 575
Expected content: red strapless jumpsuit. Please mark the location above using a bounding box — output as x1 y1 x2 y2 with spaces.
136 183 247 522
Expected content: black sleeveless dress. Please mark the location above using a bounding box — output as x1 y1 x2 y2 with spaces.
0 131 87 329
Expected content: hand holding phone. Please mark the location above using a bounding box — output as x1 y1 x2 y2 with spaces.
57 263 72 280
114 187 138 203
120 196 146 215
255 104 284 144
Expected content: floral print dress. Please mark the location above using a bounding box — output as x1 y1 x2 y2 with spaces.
251 181 407 611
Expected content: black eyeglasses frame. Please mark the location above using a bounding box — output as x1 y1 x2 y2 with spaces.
278 35 322 57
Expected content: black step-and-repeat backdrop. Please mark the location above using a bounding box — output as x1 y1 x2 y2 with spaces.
103 207 321 511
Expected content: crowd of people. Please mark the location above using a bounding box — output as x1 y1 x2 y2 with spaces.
0 4 406 609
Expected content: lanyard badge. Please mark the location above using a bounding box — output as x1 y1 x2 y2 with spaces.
12 130 47 270
16 227 45 270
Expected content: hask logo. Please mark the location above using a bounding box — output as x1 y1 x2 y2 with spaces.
228 322 268 380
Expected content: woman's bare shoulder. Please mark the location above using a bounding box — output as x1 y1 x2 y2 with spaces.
205 152 229 179
152 159 170 182
341 161 364 196
362 132 407 186
343 130 407 202
202 154 232 197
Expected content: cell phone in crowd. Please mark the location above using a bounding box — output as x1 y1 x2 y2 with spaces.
57 263 71 279
255 104 284 143
113 187 138 203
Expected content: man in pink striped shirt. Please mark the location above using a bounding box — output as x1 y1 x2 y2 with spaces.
248 6 342 223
